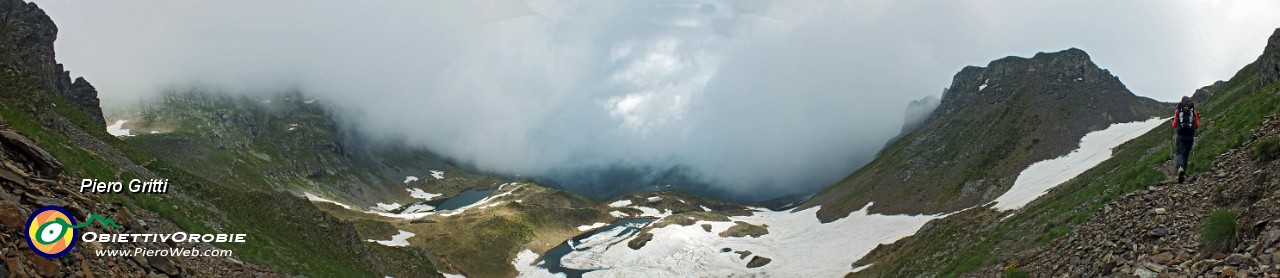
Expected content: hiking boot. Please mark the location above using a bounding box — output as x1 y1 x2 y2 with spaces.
1178 169 1186 184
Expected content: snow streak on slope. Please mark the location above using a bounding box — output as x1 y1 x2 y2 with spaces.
367 230 415 247
303 192 434 220
106 119 132 137
577 223 608 231
518 203 944 277
990 117 1166 211
407 188 442 200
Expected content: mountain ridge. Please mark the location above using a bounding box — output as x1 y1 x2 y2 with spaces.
802 47 1165 220
850 27 1280 277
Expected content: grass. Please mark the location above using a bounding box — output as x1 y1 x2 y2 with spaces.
0 80 444 276
1251 136 1280 161
718 221 769 238
852 55 1280 277
1199 209 1237 253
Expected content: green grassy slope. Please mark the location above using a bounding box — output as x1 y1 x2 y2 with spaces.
851 46 1280 277
1 76 441 276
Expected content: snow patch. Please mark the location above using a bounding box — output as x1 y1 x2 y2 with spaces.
631 206 671 218
407 188 442 200
367 230 415 247
304 98 321 104
512 249 565 278
978 79 988 91
551 203 945 276
647 196 663 203
403 176 419 183
700 205 711 212
106 120 133 137
303 192 434 220
430 170 445 180
852 263 873 273
609 211 628 218
371 203 402 212
402 203 435 214
577 222 608 231
608 200 632 208
990 118 1166 211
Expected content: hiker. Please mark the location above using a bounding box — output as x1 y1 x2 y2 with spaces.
1171 96 1199 183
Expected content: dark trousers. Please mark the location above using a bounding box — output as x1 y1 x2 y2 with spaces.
1175 135 1195 171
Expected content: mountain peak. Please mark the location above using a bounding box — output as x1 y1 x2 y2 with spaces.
935 48 1125 123
802 47 1163 219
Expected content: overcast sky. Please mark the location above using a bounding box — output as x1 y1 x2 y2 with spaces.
33 0 1280 199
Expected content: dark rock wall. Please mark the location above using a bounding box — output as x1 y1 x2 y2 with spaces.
1260 28 1280 91
0 0 105 128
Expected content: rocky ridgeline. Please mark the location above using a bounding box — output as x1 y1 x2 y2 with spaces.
979 116 1280 277
805 47 1165 219
0 0 105 127
0 127 280 277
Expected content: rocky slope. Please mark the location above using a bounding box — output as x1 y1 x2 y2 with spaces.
0 126 278 277
848 27 1280 277
0 1 447 276
981 116 1280 277
803 48 1165 220
117 90 504 208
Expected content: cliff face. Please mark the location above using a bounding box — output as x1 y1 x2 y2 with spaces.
802 48 1166 220
1260 28 1280 91
0 0 104 128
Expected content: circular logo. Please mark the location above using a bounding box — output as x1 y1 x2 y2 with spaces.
26 206 78 259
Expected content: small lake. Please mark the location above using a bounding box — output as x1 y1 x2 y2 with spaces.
432 188 496 211
540 218 656 277
392 188 496 214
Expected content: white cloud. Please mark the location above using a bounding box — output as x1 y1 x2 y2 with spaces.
33 0 1280 200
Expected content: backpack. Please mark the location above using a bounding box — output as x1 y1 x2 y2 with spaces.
1176 106 1196 136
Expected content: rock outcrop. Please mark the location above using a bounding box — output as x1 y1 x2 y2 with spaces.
0 0 105 128
1259 28 1280 91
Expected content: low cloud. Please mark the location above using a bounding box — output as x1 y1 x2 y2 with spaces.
36 0 1280 200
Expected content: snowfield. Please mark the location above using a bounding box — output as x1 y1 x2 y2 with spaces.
367 230 415 247
403 176 419 183
517 203 945 277
430 170 445 180
106 119 132 137
990 118 1166 211
514 250 565 278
